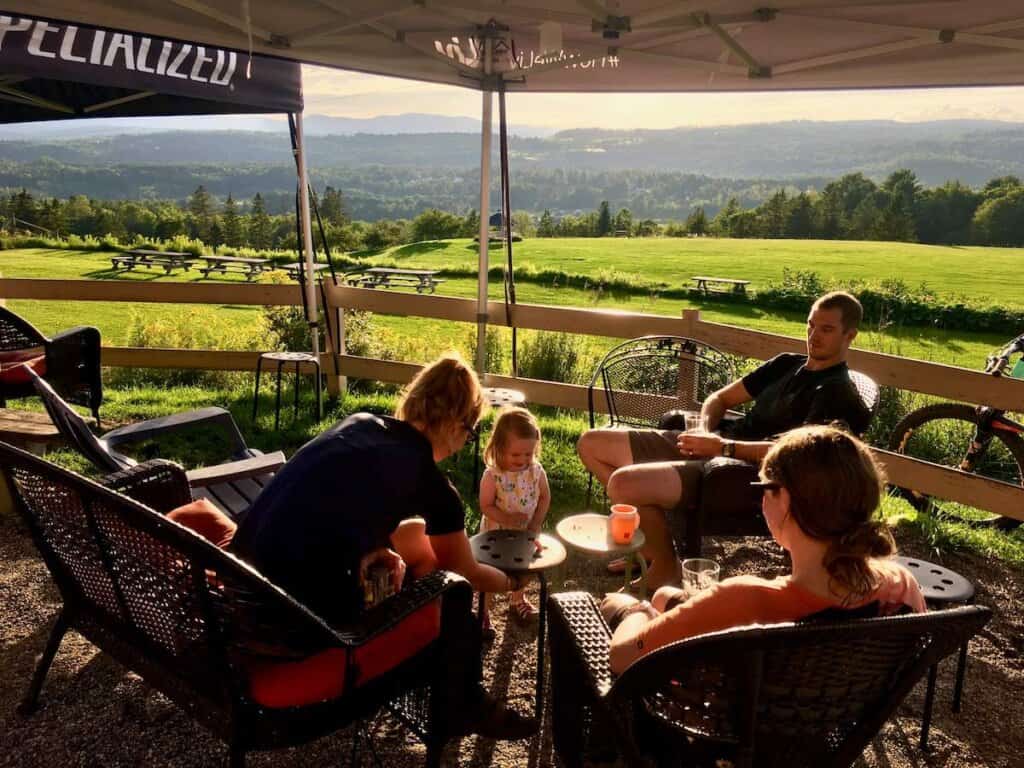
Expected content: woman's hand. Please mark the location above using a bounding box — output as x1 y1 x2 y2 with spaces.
359 547 407 592
677 432 723 460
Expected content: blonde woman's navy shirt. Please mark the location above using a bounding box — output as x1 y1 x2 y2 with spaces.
231 413 465 621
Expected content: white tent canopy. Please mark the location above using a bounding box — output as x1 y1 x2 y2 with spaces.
7 2 1023 93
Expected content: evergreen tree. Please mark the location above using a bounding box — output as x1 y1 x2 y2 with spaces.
188 185 214 242
785 193 814 237
221 194 245 247
249 193 273 250
596 200 612 236
537 209 556 237
685 207 707 236
320 186 348 226
460 208 480 238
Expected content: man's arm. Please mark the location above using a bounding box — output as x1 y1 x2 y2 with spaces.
700 379 752 431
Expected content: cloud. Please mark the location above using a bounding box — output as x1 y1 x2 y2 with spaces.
300 65 1024 129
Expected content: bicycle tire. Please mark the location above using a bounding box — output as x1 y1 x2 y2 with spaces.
888 402 1024 529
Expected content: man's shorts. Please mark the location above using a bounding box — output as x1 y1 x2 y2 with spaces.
626 429 704 501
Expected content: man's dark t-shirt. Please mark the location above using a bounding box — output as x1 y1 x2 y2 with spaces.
726 353 870 439
230 413 465 622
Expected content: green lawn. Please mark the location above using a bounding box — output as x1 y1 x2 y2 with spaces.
367 237 1024 309
0 247 1007 370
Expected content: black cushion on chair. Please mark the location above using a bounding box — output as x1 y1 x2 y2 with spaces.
670 458 767 557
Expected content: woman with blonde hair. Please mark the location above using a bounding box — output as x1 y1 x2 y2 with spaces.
187 352 535 738
601 425 926 675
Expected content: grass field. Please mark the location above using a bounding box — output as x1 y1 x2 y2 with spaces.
0 247 1009 371
366 237 1024 309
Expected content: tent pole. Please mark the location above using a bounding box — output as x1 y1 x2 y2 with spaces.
295 111 328 390
475 43 494 377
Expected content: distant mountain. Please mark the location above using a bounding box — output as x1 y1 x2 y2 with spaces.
0 113 557 140
2 119 1023 185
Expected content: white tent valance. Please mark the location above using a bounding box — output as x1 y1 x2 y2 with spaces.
8 2 1023 94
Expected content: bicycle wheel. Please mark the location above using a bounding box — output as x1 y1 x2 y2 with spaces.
888 402 1024 529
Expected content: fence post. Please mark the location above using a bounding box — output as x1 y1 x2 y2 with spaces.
681 308 699 337
324 290 347 397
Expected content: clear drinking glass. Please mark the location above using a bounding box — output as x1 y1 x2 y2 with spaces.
681 558 720 598
684 412 709 433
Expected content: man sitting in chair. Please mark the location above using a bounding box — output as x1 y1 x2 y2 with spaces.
577 291 871 590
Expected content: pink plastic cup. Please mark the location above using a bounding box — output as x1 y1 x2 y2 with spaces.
609 504 640 544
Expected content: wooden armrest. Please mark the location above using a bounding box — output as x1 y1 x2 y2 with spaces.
185 451 286 487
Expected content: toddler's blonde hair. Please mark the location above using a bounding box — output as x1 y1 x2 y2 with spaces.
483 407 541 470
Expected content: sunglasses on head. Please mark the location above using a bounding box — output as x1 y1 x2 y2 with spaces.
750 480 782 493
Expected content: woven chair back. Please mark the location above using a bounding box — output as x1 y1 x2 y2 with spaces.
611 606 989 768
0 306 47 351
0 441 338 708
594 336 734 428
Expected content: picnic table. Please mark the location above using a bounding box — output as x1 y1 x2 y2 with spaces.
196 255 270 281
345 267 443 294
281 262 330 281
111 249 194 274
691 275 750 296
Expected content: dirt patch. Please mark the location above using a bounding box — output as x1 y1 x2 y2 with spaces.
1 513 1021 767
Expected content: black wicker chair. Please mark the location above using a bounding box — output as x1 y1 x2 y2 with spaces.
673 369 881 556
2 441 472 767
30 369 282 518
585 336 736 504
0 305 102 421
547 591 990 768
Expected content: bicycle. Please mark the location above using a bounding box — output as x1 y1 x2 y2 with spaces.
888 332 1024 529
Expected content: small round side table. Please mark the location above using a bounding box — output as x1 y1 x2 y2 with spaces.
556 512 649 598
252 351 323 430
470 529 566 719
895 555 975 751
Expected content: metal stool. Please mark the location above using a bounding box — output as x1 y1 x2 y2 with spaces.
896 555 975 751
252 351 323 430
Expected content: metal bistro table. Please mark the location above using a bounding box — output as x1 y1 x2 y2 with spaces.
556 512 649 598
470 529 567 719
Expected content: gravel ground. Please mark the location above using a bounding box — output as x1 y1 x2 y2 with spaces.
1 511 1021 768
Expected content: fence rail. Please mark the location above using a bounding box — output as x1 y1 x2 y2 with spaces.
3 277 1023 522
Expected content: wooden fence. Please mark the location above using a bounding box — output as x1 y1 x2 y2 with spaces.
3 276 1023 522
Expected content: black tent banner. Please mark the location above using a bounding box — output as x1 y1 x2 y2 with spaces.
0 12 302 122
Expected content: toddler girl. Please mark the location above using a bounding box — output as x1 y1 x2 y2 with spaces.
479 407 551 620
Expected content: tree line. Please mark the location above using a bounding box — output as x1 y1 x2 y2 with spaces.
5 169 1024 250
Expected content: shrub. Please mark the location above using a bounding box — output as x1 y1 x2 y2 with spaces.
109 308 265 389
517 331 587 384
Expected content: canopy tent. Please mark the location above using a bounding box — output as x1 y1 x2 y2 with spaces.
0 11 323 366
7 1 1023 373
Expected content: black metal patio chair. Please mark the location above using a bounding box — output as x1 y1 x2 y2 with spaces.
2 441 472 767
30 369 282 518
0 305 102 421
547 590 990 768
585 335 736 504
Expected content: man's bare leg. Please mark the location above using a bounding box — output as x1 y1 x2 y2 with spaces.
577 429 634 486
606 462 686 590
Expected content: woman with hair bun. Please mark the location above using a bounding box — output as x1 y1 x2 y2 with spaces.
602 424 925 675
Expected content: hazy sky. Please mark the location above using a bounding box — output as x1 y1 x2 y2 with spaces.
302 64 1024 129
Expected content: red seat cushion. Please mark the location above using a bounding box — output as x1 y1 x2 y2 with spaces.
246 599 442 708
0 348 46 384
168 498 443 709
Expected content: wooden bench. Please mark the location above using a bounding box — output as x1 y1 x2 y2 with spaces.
197 255 270 281
345 267 444 294
0 407 91 454
111 249 194 274
691 276 750 296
